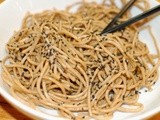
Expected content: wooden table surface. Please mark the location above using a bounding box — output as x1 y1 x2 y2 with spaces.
0 0 160 119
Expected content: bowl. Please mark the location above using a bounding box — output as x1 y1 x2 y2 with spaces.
0 0 160 120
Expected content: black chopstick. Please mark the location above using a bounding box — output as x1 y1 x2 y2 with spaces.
101 5 160 34
100 0 137 35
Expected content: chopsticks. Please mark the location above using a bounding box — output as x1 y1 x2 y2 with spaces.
100 0 136 35
101 2 160 34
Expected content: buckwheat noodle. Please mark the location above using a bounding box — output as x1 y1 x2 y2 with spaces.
1 0 160 120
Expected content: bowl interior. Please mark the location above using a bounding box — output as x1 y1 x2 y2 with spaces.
0 0 160 120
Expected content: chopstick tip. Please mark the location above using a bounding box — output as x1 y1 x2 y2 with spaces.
100 30 107 35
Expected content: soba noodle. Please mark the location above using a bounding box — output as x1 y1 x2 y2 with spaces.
1 0 160 119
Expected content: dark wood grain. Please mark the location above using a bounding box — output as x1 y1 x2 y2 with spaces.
0 96 32 120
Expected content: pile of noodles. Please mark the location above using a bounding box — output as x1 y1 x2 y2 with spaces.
1 0 160 119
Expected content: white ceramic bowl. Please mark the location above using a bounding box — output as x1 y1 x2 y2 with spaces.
0 0 160 120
